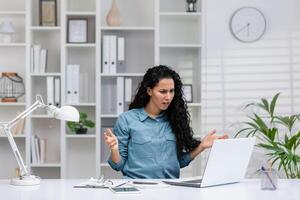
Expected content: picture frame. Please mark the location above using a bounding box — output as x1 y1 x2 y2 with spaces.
39 0 57 26
67 18 88 43
182 84 193 102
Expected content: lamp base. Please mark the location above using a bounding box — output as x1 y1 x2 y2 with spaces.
11 175 41 186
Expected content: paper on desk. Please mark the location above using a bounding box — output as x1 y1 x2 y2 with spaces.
74 178 112 188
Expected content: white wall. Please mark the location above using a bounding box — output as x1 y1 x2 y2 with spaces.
201 0 300 177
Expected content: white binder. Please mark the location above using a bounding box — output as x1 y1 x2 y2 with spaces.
117 37 125 71
66 65 73 104
33 44 41 73
40 49 48 73
72 65 80 104
30 46 34 73
46 76 54 106
116 77 124 115
102 36 110 74
54 77 60 106
125 78 132 102
109 35 117 74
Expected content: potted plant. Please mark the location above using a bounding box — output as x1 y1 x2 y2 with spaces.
235 93 300 178
67 112 95 134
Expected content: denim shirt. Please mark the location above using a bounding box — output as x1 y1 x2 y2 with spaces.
108 108 193 179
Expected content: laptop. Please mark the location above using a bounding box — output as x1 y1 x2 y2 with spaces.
163 137 256 188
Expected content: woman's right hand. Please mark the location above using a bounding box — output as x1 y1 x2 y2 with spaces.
103 128 119 150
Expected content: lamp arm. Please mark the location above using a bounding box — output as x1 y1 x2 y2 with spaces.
0 95 46 177
2 126 29 176
7 101 42 129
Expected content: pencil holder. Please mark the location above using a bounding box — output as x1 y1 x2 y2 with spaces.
260 168 278 190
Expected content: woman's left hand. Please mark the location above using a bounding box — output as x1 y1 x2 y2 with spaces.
200 129 228 149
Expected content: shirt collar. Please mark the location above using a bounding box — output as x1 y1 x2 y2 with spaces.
138 108 166 122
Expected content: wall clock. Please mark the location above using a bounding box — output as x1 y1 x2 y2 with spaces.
229 7 267 43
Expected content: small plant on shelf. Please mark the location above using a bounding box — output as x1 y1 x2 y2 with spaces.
67 112 95 134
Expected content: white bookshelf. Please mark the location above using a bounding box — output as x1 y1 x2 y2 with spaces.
0 0 204 179
101 26 155 31
0 11 26 15
0 43 26 47
31 26 61 31
0 102 26 107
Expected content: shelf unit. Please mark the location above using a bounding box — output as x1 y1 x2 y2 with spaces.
0 0 27 179
0 0 204 179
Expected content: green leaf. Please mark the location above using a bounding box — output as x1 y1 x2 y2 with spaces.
261 98 269 113
270 93 280 118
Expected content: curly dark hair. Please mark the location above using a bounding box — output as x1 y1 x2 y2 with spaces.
129 65 200 155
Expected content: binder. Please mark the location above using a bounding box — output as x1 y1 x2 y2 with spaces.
72 65 80 104
66 65 73 104
116 77 124 115
30 46 34 73
117 37 125 72
79 72 89 102
46 76 54 106
109 35 117 74
125 78 132 102
33 45 41 73
40 49 48 73
102 36 110 74
54 77 60 107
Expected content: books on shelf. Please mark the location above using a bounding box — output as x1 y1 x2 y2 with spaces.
31 44 48 73
66 64 79 104
102 35 125 74
31 135 47 164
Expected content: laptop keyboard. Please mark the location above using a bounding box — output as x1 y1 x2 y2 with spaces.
182 179 202 184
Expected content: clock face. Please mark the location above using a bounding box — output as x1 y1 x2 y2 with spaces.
229 7 266 43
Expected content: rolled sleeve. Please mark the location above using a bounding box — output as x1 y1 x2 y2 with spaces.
107 114 130 171
179 152 193 168
108 157 125 171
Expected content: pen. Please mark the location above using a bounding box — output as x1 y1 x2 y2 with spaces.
132 181 158 185
261 166 276 190
114 181 130 188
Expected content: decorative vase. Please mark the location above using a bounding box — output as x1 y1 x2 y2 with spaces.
106 0 122 26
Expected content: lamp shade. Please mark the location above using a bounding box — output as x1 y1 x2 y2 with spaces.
54 106 79 122
0 21 15 34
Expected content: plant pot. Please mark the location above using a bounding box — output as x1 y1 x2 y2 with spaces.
76 128 88 134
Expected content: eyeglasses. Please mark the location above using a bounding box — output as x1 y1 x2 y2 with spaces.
96 174 114 185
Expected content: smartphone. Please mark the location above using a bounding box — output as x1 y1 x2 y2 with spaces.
109 187 140 194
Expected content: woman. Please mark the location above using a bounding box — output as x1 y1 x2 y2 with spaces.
104 65 228 179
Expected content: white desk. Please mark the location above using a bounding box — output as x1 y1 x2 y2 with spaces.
0 179 299 200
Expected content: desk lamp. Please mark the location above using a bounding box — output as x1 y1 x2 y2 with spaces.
0 95 79 186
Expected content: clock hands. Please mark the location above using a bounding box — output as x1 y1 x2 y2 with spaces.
234 23 250 36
